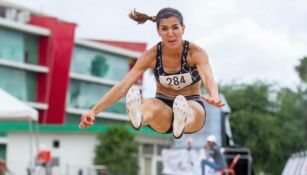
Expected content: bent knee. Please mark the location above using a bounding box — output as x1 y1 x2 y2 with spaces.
141 103 160 113
141 99 172 116
149 123 172 133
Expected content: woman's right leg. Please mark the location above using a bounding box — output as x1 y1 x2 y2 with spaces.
126 86 173 132
141 98 173 133
201 159 224 175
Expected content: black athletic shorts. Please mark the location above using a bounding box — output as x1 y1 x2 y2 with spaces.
148 93 206 134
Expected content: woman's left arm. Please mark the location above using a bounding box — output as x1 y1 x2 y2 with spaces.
192 48 225 107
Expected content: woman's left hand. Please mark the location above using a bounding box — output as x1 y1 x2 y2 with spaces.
200 95 225 108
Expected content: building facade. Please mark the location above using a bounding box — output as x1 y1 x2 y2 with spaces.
0 2 172 175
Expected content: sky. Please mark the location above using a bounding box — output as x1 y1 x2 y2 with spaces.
8 0 307 97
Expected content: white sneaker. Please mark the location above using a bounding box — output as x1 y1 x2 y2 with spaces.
173 95 189 139
126 85 143 130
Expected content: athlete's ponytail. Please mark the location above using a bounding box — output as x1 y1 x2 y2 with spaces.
129 7 184 28
129 9 156 24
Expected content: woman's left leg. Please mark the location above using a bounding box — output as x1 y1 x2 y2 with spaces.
172 96 206 138
184 100 205 133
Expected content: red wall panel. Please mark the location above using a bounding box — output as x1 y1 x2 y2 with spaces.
29 16 76 124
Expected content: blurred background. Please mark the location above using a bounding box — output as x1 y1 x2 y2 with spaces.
0 0 306 175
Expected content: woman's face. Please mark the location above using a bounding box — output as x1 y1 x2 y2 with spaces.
157 16 185 49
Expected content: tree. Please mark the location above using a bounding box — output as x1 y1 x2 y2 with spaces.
220 82 283 174
292 56 307 151
218 57 307 174
276 88 307 156
295 56 307 83
220 81 307 174
94 125 139 175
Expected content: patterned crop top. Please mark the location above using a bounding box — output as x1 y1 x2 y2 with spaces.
153 40 201 90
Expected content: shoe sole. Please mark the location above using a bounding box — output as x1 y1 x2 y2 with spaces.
126 85 142 130
173 95 188 139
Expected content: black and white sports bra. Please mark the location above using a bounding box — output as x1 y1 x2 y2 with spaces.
153 40 201 90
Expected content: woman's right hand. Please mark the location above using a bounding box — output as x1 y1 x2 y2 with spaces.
79 111 95 129
200 95 225 108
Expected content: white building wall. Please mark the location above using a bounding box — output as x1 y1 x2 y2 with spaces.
6 131 172 175
7 132 98 175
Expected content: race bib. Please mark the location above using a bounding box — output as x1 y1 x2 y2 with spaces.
159 73 193 90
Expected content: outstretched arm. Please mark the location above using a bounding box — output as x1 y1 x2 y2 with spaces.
193 48 224 107
79 50 153 128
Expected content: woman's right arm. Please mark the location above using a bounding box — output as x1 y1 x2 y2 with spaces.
79 49 155 128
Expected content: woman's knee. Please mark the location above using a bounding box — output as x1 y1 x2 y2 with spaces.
184 100 206 132
141 99 172 124
142 99 172 116
141 102 159 115
188 100 205 117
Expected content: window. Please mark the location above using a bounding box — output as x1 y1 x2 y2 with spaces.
53 140 60 149
23 35 38 64
91 54 109 77
157 161 164 175
143 144 154 155
71 46 129 81
0 144 6 160
67 80 126 114
0 7 5 17
157 145 170 156
144 157 152 175
0 27 38 64
0 66 37 101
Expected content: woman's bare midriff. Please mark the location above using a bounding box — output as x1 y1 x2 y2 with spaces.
155 81 201 97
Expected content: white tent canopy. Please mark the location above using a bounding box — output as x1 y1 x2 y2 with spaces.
0 88 38 172
0 88 38 121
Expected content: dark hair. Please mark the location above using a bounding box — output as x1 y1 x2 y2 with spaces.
129 7 184 28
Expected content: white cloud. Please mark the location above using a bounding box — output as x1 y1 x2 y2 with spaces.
201 19 303 88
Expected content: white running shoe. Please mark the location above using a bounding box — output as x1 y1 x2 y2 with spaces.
126 85 143 130
173 95 189 139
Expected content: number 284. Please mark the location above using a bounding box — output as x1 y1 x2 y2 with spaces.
166 76 186 86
